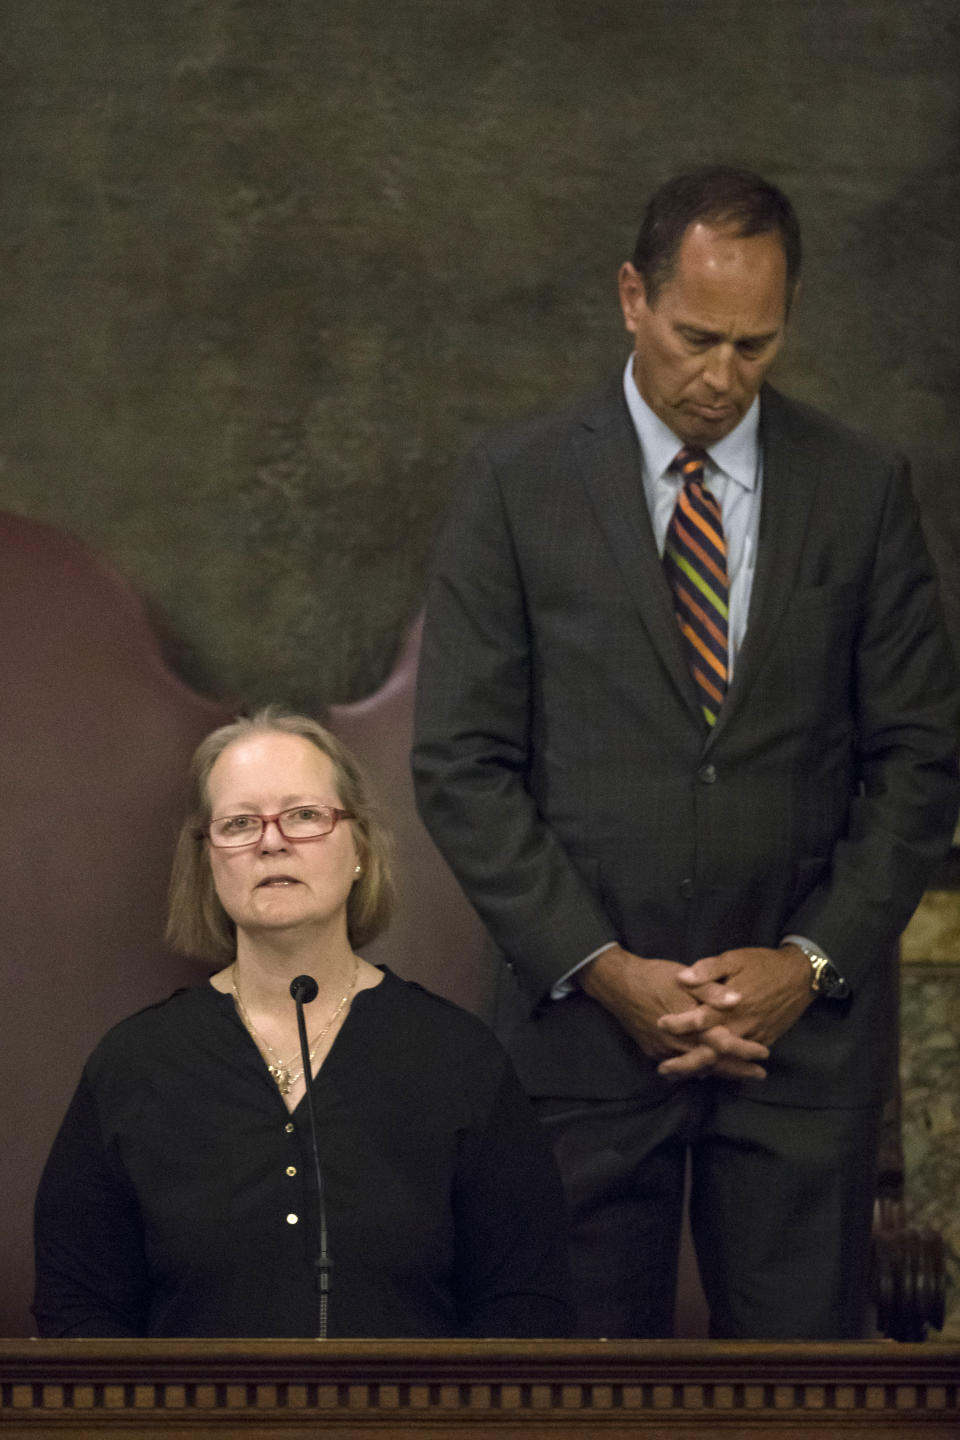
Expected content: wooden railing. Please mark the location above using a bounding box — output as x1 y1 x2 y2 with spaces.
1 1339 958 1436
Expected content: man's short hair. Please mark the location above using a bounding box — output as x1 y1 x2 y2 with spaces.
166 706 395 963
633 166 802 310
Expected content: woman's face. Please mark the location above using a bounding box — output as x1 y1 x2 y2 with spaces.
205 731 359 945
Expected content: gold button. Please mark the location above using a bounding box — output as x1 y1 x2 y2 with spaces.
284 1122 294 1134
286 1166 296 1177
286 1213 298 1225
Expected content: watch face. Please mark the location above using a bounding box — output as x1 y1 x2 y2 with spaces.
818 962 850 1000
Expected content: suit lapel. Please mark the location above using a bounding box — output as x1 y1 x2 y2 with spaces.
571 381 705 723
708 386 817 745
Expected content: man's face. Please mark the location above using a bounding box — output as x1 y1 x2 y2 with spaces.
619 222 789 446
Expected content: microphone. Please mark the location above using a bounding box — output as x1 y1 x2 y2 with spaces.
290 974 332 1338
290 974 318 1005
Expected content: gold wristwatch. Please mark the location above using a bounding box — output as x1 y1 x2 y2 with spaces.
797 944 850 1000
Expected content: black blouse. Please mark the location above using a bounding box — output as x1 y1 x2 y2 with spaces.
33 968 571 1338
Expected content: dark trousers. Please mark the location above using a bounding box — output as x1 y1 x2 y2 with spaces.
534 1086 882 1340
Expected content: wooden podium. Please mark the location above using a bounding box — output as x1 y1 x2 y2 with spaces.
1 1339 958 1437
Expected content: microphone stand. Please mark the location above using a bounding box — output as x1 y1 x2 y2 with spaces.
290 975 333 1339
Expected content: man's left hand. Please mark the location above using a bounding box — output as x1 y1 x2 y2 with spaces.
655 944 813 1077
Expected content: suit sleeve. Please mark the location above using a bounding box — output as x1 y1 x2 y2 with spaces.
413 439 614 999
787 458 960 980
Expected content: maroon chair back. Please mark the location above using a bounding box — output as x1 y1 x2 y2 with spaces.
0 512 228 1335
0 523 711 1337
328 615 499 1020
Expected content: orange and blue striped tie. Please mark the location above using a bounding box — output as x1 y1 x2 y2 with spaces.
663 446 729 726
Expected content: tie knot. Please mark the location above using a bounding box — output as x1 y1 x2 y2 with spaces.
671 446 708 482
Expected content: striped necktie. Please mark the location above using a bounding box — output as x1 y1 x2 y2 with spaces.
663 446 729 726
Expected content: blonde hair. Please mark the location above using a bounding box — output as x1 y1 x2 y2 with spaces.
166 707 395 962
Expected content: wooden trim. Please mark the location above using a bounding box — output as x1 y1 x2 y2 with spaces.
901 893 960 964
0 1339 958 1436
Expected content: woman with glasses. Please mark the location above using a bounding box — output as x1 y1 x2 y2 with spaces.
33 708 571 1339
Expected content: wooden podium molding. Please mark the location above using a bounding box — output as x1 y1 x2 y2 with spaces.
0 1340 957 1437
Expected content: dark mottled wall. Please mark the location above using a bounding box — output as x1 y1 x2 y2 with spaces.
0 0 957 710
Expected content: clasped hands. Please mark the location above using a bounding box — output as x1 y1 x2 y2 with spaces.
580 942 814 1080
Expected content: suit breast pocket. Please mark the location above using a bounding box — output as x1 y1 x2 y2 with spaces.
783 583 859 659
786 581 859 616
777 583 861 722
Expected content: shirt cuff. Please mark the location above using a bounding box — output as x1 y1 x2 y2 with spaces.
781 933 830 961
550 941 618 1000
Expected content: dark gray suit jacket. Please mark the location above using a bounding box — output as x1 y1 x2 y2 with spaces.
412 378 959 1108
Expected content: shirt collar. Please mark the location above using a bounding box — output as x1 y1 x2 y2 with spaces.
622 354 760 491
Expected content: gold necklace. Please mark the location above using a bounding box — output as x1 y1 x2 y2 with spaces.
232 959 359 1095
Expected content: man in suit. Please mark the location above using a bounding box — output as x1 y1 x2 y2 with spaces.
411 168 959 1339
